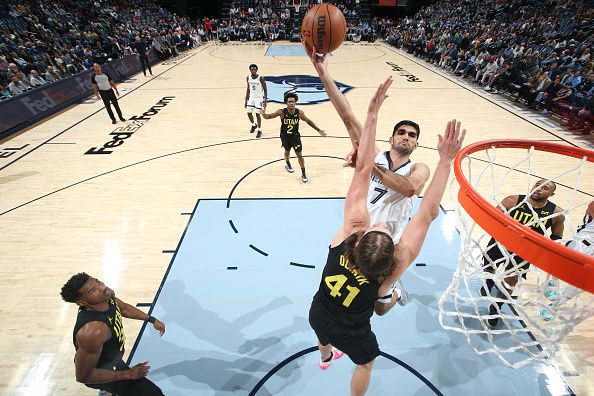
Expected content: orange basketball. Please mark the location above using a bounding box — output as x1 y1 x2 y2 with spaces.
301 3 346 54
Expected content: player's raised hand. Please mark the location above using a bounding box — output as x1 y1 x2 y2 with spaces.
367 76 393 115
302 41 328 70
437 119 466 163
343 140 359 167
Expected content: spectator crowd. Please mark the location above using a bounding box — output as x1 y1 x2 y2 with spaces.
381 0 593 133
2 0 592 133
0 0 205 101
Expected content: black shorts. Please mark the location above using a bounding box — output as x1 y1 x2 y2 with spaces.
482 239 530 278
280 132 302 152
85 360 164 396
309 300 379 365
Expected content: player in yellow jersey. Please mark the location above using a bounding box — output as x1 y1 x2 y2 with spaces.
261 92 326 182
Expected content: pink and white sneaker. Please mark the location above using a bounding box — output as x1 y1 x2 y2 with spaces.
319 348 344 370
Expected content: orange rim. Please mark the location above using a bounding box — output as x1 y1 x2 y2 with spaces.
454 139 594 293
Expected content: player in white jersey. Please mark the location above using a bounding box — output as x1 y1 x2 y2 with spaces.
367 120 429 242
305 44 430 302
541 200 593 320
567 200 594 256
245 64 267 138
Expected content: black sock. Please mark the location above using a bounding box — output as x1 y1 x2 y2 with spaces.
322 352 333 362
489 304 498 315
286 160 291 165
486 278 495 294
301 168 306 175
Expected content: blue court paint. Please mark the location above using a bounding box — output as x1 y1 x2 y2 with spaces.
129 198 574 395
265 45 307 56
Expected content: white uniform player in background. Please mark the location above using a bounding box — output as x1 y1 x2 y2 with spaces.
245 64 267 138
567 200 594 256
541 200 594 320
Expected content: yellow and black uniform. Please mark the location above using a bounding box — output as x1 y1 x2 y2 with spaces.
309 240 381 365
73 298 164 395
280 108 302 152
483 195 557 276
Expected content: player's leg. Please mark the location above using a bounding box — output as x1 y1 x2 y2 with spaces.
294 136 307 182
480 237 502 296
246 101 257 133
255 105 262 138
281 135 294 173
284 149 293 173
487 271 521 328
350 361 374 396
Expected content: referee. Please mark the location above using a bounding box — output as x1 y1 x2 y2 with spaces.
91 63 126 124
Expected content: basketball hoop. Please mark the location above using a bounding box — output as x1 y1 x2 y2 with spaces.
439 139 594 368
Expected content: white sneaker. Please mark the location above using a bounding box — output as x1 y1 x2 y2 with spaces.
285 163 294 173
393 280 408 306
301 174 309 183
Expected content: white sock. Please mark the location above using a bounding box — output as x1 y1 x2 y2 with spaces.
394 288 402 300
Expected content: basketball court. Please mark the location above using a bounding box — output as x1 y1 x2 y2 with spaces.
0 42 592 395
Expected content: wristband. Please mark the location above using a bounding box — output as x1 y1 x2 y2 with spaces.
377 294 392 304
147 316 156 324
550 234 562 241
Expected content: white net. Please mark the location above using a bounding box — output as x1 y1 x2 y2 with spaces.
438 142 594 368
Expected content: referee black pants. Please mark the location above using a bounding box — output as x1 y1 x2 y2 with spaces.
99 89 123 121
139 54 152 76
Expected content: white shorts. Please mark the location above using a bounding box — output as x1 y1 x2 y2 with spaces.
246 97 264 113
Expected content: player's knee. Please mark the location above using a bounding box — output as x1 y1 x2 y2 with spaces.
358 360 374 371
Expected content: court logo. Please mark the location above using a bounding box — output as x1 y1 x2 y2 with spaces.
85 96 175 155
385 62 422 83
264 75 353 105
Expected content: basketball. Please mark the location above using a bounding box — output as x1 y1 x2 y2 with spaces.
301 3 346 54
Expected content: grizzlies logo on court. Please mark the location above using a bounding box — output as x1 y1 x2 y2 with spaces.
264 75 353 105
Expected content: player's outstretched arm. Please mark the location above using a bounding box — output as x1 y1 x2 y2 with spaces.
387 119 466 283
335 77 392 243
260 108 282 120
303 41 362 145
260 76 268 108
116 297 165 336
244 77 250 108
299 110 326 136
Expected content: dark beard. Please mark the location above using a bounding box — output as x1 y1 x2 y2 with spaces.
395 144 414 155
